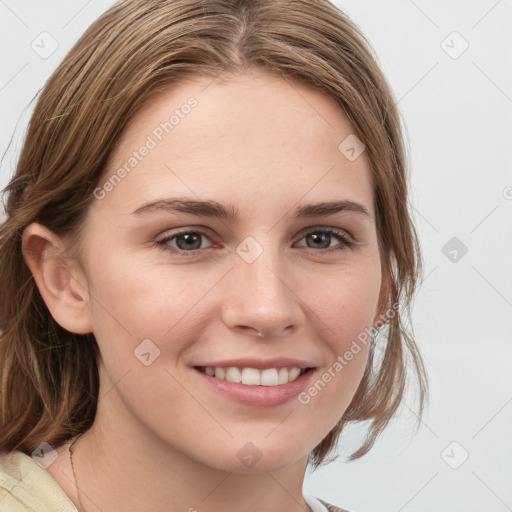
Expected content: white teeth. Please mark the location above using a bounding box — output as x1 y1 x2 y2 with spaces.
278 367 289 385
260 368 278 386
214 367 226 379
242 368 260 385
201 366 306 386
225 367 242 383
288 367 300 381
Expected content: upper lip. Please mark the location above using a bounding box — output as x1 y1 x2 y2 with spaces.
193 357 316 370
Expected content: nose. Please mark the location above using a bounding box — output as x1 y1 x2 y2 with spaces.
220 244 304 339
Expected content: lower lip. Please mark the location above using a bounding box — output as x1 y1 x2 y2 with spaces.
193 368 315 407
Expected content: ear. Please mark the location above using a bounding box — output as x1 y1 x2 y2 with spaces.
21 222 93 335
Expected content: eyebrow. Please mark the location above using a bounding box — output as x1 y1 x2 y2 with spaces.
131 198 371 220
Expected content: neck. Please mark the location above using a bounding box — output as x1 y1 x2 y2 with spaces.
68 386 312 512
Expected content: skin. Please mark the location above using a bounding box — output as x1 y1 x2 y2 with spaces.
23 67 389 512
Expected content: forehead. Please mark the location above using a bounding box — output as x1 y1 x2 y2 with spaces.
96 67 374 218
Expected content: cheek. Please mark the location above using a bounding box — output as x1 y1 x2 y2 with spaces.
84 257 198 415
306 261 382 351
86 250 216 341
295 265 380 433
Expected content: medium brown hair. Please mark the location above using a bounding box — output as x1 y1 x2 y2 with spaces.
0 0 428 468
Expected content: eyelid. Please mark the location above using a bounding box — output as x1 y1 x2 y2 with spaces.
156 224 354 241
295 224 353 242
154 225 355 255
156 227 214 252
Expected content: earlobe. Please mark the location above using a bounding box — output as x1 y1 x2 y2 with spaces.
21 223 93 335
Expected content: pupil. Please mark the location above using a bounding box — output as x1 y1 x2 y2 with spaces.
174 232 332 251
178 233 201 250
309 232 329 249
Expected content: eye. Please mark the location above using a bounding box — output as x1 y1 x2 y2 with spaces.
155 229 213 256
294 228 353 253
154 227 353 256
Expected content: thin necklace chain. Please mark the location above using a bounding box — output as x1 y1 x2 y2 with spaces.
68 436 86 512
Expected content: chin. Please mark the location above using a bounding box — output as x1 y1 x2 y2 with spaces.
199 438 312 474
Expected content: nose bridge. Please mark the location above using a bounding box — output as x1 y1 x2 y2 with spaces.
221 235 302 337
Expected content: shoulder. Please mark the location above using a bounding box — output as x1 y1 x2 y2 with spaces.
0 449 78 511
317 497 355 512
305 494 354 512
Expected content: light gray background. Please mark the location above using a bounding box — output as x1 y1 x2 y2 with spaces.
1 1 511 511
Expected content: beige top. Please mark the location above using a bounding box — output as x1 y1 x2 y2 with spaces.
0 450 350 512
0 450 77 511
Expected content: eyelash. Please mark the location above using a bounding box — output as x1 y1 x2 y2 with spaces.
154 227 353 257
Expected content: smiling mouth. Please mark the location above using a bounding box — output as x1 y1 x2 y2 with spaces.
194 366 314 386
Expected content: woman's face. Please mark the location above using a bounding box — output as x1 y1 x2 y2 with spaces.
73 67 386 472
